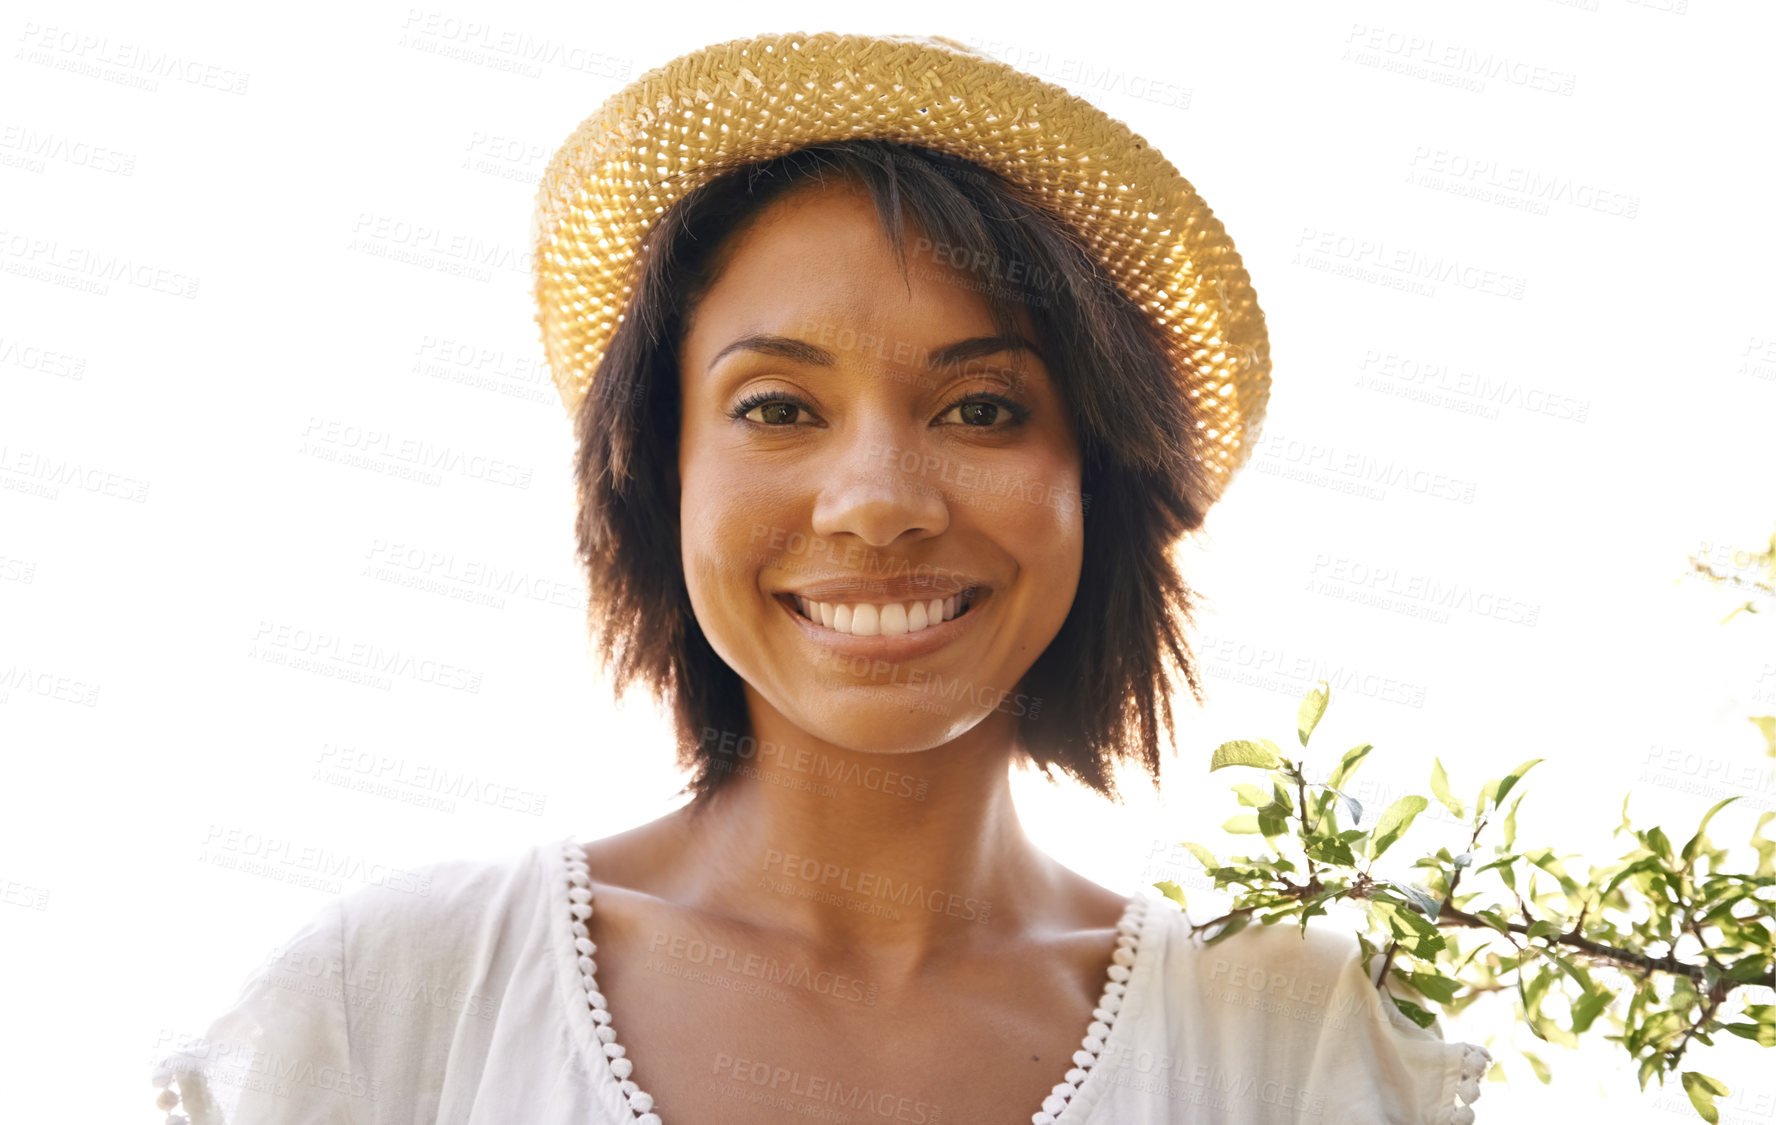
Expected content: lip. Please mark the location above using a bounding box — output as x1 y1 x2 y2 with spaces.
777 575 989 601
775 587 990 662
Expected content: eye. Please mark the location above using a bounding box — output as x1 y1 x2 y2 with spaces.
728 389 1033 429
729 391 818 426
936 392 1031 429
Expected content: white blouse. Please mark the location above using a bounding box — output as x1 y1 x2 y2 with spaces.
150 836 1491 1124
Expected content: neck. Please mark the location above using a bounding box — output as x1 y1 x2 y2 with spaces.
652 693 1065 970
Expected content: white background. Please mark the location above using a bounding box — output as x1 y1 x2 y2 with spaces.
2 0 1773 1120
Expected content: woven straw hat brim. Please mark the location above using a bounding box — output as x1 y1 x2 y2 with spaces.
532 31 1270 501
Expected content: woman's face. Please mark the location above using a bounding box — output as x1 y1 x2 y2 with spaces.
676 178 1084 754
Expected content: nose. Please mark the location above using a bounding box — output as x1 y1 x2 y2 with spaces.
809 429 951 548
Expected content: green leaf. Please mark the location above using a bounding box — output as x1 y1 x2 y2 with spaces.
1389 994 1437 1028
1637 1054 1660 1092
1603 854 1664 896
1232 782 1273 807
1503 792 1526 850
1270 780 1294 814
1752 812 1775 879
1751 715 1776 757
1153 880 1187 910
1298 680 1330 747
1495 860 1517 891
1401 970 1460 1004
1681 795 1742 862
1303 834 1356 865
1179 841 1219 871
1429 757 1464 819
1356 930 1381 972
1204 914 1249 946
1570 986 1615 1034
1493 758 1544 807
1211 739 1284 772
1342 793 1365 825
1682 1071 1730 1124
1368 795 1430 861
1328 742 1373 790
1390 881 1443 919
1371 899 1446 957
1724 1021 1776 1047
1522 1050 1552 1085
1256 804 1290 839
1313 784 1364 825
1222 814 1262 834
1646 825 1673 861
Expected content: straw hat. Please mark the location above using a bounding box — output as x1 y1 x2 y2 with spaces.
532 31 1270 501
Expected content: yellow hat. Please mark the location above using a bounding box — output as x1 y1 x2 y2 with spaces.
532 31 1270 500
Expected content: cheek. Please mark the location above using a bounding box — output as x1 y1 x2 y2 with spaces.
679 455 789 608
987 451 1085 609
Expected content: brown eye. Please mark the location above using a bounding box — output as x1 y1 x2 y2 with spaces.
748 402 802 425
729 392 819 426
936 393 1030 429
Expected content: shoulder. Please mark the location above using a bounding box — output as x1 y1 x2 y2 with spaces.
1122 906 1491 1124
1162 907 1380 994
1143 905 1439 1017
1139 905 1390 1039
333 837 553 944
225 835 559 1022
149 839 562 1122
327 837 563 1028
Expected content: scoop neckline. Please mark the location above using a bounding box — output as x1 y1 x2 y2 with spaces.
551 835 1159 1125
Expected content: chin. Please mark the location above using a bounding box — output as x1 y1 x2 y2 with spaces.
789 692 995 755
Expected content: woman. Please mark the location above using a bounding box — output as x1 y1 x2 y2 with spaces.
151 32 1489 1124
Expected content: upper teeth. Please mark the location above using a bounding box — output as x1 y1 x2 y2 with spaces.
792 592 974 635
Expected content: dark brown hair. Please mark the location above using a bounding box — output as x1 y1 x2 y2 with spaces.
572 138 1216 811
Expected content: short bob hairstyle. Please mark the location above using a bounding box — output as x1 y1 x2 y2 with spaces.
572 138 1218 811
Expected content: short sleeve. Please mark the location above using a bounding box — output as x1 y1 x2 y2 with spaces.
1313 922 1493 1124
149 897 364 1125
1182 918 1493 1125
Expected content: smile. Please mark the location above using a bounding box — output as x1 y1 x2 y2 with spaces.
774 586 988 660
788 588 981 635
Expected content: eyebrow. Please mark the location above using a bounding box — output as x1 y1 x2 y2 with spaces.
706 332 1042 376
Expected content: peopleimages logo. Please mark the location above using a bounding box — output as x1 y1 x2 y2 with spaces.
1342 23 1577 96
700 727 929 800
14 23 251 94
709 1051 941 1123
1292 226 1527 301
0 230 199 298
299 418 532 490
316 743 548 816
198 825 434 897
647 929 878 1005
761 849 992 923
249 620 484 695
397 11 632 79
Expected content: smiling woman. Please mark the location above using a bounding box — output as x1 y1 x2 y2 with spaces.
581 138 1213 808
149 31 1487 1125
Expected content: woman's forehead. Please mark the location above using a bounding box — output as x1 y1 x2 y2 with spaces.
680 184 1039 373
